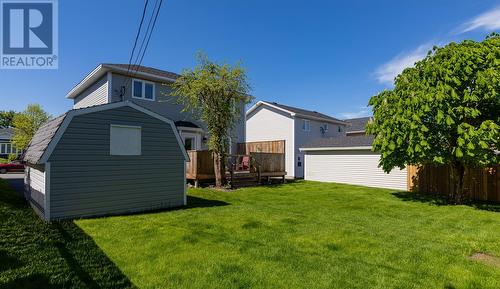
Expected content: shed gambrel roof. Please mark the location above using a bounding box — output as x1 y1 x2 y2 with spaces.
22 114 67 164
22 102 189 164
300 135 374 151
246 101 345 124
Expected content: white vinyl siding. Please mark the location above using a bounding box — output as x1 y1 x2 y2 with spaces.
24 165 47 218
110 125 142 156
304 150 407 190
246 106 295 178
25 167 46 195
73 75 109 109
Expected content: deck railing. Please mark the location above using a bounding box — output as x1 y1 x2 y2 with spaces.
186 149 286 186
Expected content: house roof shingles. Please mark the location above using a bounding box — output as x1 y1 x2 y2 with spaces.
302 134 374 149
22 114 67 164
103 63 181 80
344 117 372 132
263 101 344 123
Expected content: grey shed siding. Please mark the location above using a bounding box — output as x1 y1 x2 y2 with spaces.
47 106 185 219
73 75 109 109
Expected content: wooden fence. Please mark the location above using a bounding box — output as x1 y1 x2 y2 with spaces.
251 152 286 175
186 150 214 181
237 140 285 154
407 165 500 202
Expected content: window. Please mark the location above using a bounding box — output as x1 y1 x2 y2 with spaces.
0 143 19 155
302 119 310 132
323 123 328 131
338 126 342 133
132 79 155 101
145 83 154 99
133 80 143 98
110 125 142 155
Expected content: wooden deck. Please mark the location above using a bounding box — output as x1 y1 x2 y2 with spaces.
186 146 286 187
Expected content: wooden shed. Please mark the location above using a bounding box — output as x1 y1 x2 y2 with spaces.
22 101 188 221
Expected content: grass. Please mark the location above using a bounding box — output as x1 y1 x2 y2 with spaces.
1 179 500 288
0 179 135 289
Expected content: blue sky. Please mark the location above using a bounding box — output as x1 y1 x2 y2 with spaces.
0 0 499 118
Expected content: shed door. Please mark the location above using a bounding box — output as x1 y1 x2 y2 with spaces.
304 150 407 190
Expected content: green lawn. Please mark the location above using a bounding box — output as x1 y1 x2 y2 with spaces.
1 179 499 289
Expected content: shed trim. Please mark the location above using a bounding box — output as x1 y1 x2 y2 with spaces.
39 101 189 163
45 162 51 221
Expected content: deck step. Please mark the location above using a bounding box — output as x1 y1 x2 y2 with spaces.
225 171 260 188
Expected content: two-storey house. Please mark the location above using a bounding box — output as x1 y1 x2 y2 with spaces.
246 101 346 178
65 64 246 153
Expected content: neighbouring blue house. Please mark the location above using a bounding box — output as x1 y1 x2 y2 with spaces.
0 128 22 159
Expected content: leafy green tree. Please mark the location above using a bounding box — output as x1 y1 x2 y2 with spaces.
0 110 18 128
367 34 500 203
12 104 51 151
172 53 252 187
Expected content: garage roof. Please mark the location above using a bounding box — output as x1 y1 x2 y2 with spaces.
300 135 374 151
23 101 189 164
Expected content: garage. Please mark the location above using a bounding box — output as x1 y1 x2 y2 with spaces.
300 135 407 190
22 101 189 221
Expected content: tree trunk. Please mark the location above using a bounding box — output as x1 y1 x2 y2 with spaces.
450 162 466 204
213 151 223 188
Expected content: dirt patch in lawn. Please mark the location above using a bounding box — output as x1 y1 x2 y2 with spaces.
470 252 500 268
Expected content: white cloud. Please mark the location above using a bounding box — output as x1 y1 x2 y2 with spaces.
459 5 500 33
339 106 372 119
374 44 432 85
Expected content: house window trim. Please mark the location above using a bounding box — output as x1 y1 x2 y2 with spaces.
0 142 21 155
302 119 311 132
132 78 156 101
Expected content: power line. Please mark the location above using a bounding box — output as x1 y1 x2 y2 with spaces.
131 0 160 68
125 0 149 80
121 0 164 96
130 0 164 79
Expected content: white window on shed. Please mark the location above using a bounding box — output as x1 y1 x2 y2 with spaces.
302 119 310 132
110 125 142 155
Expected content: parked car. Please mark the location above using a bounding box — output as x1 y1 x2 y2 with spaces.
0 161 24 174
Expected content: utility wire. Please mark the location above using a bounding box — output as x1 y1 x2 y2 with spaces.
124 0 149 81
130 0 164 79
131 0 160 69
